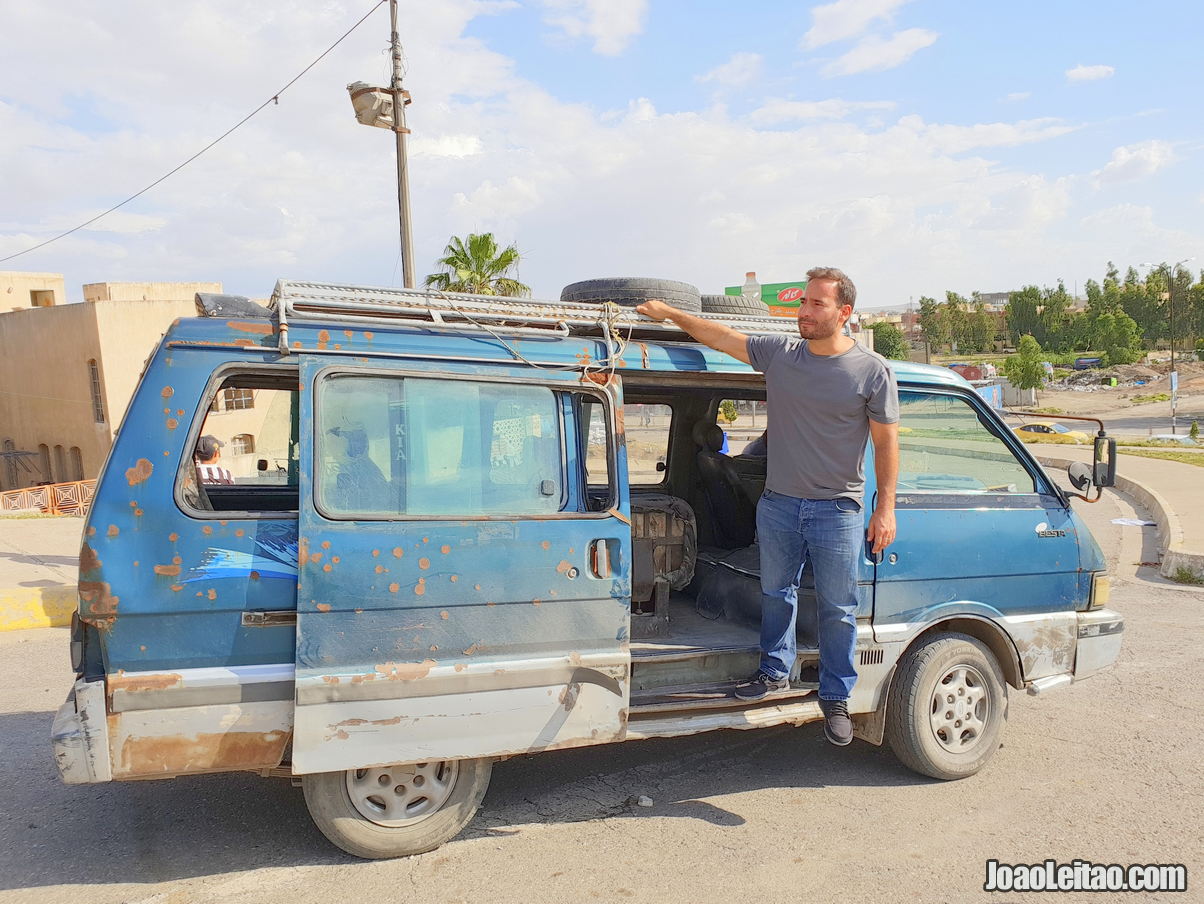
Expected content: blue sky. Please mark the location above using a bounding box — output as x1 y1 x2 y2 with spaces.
1 0 1202 307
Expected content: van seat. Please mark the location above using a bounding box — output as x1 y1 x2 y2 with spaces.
631 494 696 604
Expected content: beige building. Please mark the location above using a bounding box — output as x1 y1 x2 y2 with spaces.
1 271 67 312
0 279 227 491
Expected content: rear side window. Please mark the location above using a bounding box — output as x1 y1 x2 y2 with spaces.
182 374 300 514
316 374 598 518
897 391 1037 495
626 403 672 485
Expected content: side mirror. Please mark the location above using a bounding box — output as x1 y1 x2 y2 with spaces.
1093 436 1117 488
257 459 269 472
1067 461 1092 492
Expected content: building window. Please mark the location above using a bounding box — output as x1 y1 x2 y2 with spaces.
70 447 84 482
54 445 66 483
39 444 52 483
230 434 255 456
222 388 255 410
88 360 105 423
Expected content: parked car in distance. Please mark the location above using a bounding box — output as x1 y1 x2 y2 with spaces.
1012 421 1090 444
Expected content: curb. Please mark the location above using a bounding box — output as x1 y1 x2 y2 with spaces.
0 585 76 632
1035 455 1203 581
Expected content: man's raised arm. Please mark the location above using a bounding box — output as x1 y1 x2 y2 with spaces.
634 299 751 365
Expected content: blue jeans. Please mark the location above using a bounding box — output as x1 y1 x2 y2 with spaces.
756 490 863 701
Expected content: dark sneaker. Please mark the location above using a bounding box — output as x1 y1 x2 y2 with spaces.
819 698 853 746
734 671 789 701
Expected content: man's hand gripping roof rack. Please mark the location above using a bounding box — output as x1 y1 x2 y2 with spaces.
266 279 796 357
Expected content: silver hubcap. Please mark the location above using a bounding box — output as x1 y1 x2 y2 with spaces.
345 761 459 827
928 664 990 753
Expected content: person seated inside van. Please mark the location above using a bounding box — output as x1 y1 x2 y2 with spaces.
194 435 233 485
329 426 389 512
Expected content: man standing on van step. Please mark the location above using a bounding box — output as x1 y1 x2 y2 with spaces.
636 267 898 746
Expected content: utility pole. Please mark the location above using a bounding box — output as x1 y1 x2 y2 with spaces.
347 1 416 288
389 0 415 288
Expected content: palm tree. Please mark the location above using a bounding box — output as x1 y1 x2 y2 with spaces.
424 232 530 297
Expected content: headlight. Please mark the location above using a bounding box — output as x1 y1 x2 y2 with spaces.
1089 573 1111 610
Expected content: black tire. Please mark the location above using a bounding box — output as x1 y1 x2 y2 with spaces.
302 757 492 859
560 277 702 313
700 293 768 317
885 633 1008 780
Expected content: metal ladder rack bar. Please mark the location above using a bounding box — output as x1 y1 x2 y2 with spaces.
269 279 799 340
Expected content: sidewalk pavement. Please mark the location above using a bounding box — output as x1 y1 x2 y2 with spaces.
0 515 85 631
1 444 1201 631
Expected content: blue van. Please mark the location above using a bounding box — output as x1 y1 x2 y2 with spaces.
52 281 1124 859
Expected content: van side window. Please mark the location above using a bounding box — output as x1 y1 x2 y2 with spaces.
897 391 1037 495
184 375 299 514
626 403 672 485
316 374 591 518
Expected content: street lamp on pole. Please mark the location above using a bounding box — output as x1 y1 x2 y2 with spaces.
1141 257 1195 433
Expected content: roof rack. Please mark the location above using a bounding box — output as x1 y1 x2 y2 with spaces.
268 280 798 349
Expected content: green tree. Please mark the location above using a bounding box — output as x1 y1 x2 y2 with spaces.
1004 335 1046 397
968 301 995 353
917 296 948 351
943 291 972 352
424 232 531 296
1097 313 1142 366
1004 287 1041 346
719 399 738 424
868 321 910 360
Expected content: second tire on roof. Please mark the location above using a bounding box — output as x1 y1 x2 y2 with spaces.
560 278 702 313
700 293 769 317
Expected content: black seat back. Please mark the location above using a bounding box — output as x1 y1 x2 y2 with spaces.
693 420 756 548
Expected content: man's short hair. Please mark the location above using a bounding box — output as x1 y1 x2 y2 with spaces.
806 267 857 310
195 434 224 460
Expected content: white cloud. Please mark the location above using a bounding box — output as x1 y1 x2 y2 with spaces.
803 0 912 49
3 2 1202 312
896 115 1078 154
1003 92 1031 103
540 0 647 55
696 53 763 88
748 98 896 124
822 28 937 77
1066 64 1115 82
1093 140 1177 185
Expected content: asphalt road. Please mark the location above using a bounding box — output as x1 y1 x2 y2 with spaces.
2 485 1201 904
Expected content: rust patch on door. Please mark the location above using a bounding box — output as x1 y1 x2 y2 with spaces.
227 321 275 335
109 671 182 693
317 329 330 350
125 458 154 486
78 581 119 624
374 659 437 680
161 386 174 398
153 564 181 577
79 543 102 574
114 729 290 777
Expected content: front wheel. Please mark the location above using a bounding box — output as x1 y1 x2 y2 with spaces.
885 633 1008 780
302 757 492 859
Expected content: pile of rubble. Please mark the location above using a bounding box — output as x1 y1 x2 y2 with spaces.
1047 360 1204 393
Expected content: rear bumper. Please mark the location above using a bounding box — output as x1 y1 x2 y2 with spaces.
50 679 111 784
1073 607 1124 680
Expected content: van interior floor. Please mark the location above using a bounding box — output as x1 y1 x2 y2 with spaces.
629 594 818 713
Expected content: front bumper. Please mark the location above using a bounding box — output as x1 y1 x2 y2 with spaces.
51 678 112 784
1074 607 1124 680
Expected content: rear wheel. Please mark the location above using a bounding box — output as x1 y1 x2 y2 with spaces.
302 757 492 859
885 633 1007 780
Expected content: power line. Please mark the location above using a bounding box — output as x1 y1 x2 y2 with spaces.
0 0 387 266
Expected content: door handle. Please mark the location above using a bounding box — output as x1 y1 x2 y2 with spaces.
589 538 612 579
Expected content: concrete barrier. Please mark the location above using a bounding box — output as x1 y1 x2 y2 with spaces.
0 585 76 631
1036 454 1203 582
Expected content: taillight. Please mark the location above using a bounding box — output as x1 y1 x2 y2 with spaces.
1088 573 1111 610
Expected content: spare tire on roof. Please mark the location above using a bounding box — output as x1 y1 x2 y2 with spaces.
700 293 769 317
560 277 702 313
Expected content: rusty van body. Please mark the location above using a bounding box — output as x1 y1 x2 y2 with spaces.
52 281 1123 859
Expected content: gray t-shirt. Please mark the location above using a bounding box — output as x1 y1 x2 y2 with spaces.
747 336 899 501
